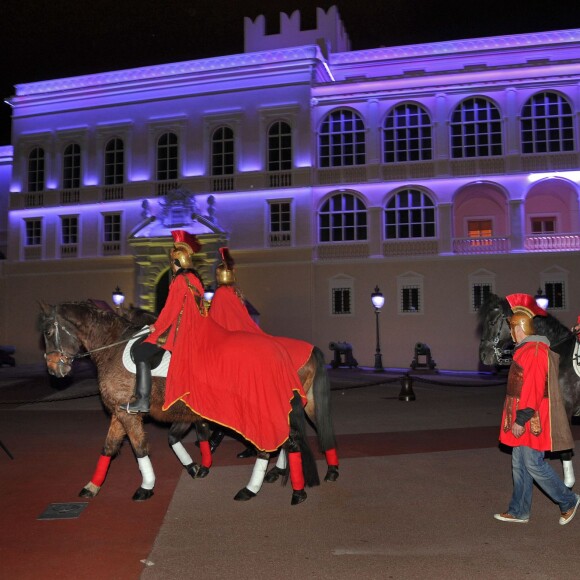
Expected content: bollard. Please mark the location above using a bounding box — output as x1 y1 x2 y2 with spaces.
399 373 416 402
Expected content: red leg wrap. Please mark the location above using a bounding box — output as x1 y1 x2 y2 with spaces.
325 448 339 467
90 454 111 487
289 451 305 490
200 440 212 468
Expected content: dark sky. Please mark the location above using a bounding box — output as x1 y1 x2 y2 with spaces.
2 0 579 144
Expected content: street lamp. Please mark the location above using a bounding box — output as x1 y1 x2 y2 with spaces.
371 285 385 372
112 286 125 311
204 286 215 302
535 287 549 310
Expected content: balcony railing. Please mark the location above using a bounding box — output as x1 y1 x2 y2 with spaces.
269 232 291 246
211 176 234 192
60 188 80 204
103 185 124 201
156 180 180 196
525 233 580 252
453 236 510 254
268 171 292 188
60 244 78 258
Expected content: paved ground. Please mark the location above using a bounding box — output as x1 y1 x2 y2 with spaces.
1 362 580 579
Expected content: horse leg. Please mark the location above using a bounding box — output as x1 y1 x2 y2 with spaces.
117 413 155 501
304 347 340 482
193 421 212 478
79 415 126 498
233 451 270 501
169 421 203 479
264 448 287 483
561 450 575 488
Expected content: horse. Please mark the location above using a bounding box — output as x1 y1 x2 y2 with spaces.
123 302 340 488
39 301 335 504
478 293 579 487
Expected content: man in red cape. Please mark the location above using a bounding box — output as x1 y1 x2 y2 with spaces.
494 293 580 525
123 230 304 454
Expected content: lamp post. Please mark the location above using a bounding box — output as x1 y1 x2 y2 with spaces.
371 285 385 372
112 286 125 312
535 287 549 310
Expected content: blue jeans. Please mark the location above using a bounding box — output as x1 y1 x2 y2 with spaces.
508 445 577 519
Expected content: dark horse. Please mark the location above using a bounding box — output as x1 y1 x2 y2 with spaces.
478 293 579 487
39 301 336 504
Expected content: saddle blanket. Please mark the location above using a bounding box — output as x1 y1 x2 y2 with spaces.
122 327 171 377
574 341 580 378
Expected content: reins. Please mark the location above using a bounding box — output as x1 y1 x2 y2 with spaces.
44 306 150 364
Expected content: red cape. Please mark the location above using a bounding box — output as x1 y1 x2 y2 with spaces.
209 285 313 379
151 273 303 452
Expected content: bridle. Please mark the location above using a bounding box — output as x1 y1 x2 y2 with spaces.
43 308 82 369
487 310 513 366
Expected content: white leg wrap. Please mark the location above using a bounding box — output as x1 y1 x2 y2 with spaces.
137 456 156 490
171 441 194 466
276 448 287 470
563 460 575 488
247 457 269 494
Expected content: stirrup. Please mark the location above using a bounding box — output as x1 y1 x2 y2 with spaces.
121 401 150 414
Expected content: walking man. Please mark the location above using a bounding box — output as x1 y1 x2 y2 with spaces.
495 293 580 525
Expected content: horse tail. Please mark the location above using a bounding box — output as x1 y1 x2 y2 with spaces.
289 393 320 488
312 346 337 452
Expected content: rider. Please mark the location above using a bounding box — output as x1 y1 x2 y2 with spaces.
120 229 202 414
494 293 580 525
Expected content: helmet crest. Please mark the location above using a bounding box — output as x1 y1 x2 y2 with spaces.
170 230 201 270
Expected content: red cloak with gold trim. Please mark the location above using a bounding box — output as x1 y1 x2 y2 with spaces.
209 285 313 379
149 272 304 452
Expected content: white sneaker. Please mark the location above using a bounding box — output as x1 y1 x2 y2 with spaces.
559 495 580 525
494 512 529 523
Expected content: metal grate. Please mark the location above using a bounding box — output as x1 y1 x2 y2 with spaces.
38 502 89 520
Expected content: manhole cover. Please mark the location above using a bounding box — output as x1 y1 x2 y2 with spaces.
37 502 89 520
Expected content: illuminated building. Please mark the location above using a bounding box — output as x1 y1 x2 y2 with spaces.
2 6 580 368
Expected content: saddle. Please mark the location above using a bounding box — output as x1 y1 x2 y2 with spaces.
122 328 171 377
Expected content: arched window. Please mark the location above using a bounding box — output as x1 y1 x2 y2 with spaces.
28 147 45 192
383 103 432 162
319 109 365 167
104 138 124 185
267 121 292 171
521 91 574 154
385 189 436 239
450 98 502 158
156 132 178 181
211 126 234 176
63 143 81 189
319 192 367 242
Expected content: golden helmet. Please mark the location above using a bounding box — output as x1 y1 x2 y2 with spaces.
509 306 535 341
170 230 201 270
216 247 236 286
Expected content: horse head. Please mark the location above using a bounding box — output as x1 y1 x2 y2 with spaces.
478 293 513 366
39 301 85 377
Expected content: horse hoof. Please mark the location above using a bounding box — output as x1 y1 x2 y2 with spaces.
186 463 200 478
196 466 210 479
132 487 154 501
264 466 287 484
324 466 339 482
234 487 256 501
291 489 307 505
78 487 97 499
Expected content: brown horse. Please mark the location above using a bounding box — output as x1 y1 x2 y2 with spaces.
40 301 335 504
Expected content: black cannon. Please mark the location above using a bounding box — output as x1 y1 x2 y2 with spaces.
329 341 358 369
410 342 436 371
0 346 16 367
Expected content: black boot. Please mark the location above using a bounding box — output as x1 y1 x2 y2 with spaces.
209 430 226 454
121 361 151 413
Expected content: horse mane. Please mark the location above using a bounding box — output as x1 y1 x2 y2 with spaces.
532 311 573 347
477 293 510 325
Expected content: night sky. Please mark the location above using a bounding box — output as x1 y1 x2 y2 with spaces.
2 0 579 144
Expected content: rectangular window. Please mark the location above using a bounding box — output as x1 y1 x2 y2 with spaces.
269 201 291 246
472 283 492 312
332 288 351 315
468 220 492 238
401 286 421 313
61 216 78 245
545 281 565 309
103 214 121 242
531 217 556 234
25 219 42 246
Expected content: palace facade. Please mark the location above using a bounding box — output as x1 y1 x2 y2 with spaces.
1 6 580 369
